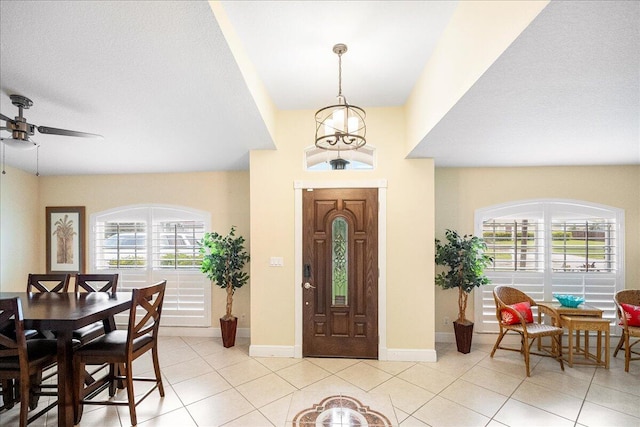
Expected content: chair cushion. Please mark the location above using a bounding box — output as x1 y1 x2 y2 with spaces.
76 330 153 358
0 339 57 369
620 303 640 327
0 327 38 341
504 322 563 337
501 301 534 325
24 329 39 340
73 322 104 340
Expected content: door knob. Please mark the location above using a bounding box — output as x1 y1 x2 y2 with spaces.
303 282 316 289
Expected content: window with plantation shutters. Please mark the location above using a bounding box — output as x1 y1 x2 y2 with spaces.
483 219 544 272
474 200 624 334
92 205 210 327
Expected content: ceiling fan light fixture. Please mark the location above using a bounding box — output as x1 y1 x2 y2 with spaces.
1 94 104 175
0 137 38 151
315 44 366 151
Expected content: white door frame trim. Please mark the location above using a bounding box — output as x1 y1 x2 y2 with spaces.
293 179 388 359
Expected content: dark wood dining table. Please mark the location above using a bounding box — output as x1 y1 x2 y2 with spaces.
0 291 133 427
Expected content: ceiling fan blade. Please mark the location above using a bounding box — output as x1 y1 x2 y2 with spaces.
37 125 103 139
0 113 15 123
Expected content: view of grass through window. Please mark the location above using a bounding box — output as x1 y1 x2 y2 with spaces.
96 221 204 270
483 219 615 273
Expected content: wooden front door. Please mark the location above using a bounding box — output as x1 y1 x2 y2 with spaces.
302 188 378 358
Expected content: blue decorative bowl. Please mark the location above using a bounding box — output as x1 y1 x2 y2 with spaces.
553 294 585 308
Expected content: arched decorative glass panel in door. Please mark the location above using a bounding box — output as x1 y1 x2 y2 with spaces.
332 217 348 306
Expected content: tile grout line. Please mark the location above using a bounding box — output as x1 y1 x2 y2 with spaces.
30 336 640 426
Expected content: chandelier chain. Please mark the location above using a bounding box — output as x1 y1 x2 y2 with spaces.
337 51 343 98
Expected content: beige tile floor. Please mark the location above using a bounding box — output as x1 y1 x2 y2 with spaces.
1 336 639 426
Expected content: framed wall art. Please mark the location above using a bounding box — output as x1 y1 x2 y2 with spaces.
46 206 85 274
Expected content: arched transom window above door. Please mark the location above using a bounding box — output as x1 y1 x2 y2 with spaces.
304 145 376 171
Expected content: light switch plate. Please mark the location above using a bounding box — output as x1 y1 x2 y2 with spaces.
269 256 284 267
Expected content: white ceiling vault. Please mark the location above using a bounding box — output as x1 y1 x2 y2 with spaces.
0 1 638 176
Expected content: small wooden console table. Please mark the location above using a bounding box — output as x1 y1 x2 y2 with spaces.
560 315 610 368
537 302 610 368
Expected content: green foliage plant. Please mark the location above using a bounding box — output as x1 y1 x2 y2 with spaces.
435 229 492 325
199 226 250 320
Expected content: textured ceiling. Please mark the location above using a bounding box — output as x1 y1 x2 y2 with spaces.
0 1 273 175
409 0 640 166
0 1 638 176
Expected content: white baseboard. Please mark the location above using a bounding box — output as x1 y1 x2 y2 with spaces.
159 326 250 338
248 345 437 362
436 331 520 346
385 348 437 362
249 345 295 358
158 327 521 360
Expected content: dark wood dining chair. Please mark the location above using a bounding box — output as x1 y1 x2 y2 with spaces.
75 274 119 294
26 273 71 293
74 280 166 425
0 297 58 427
25 273 71 341
72 274 119 344
3 273 70 409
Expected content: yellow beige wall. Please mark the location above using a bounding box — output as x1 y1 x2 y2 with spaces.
249 107 436 353
1 170 251 327
0 166 40 290
434 165 640 332
3 161 638 345
1 141 436 351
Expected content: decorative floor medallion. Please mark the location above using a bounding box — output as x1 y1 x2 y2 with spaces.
292 395 393 427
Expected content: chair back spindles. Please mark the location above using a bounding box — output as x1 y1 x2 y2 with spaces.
75 274 119 293
127 281 165 350
26 274 71 293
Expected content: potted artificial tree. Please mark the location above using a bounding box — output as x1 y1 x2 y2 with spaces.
200 225 250 348
435 229 492 353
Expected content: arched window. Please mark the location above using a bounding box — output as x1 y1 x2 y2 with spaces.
91 205 210 327
304 145 376 171
474 199 624 333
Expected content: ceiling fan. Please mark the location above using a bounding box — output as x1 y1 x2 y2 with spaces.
0 94 103 151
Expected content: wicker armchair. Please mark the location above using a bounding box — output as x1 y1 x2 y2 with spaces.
613 289 640 372
491 285 565 376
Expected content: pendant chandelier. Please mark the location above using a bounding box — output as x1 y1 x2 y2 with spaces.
315 44 366 151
